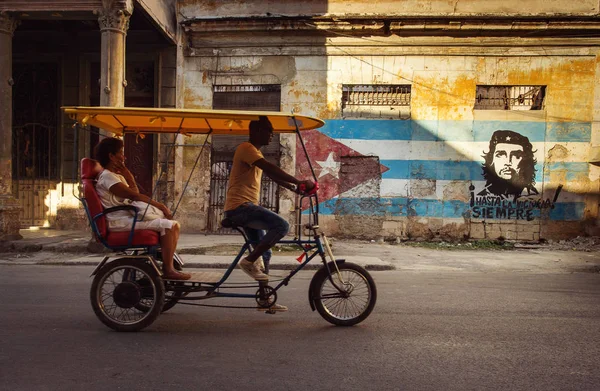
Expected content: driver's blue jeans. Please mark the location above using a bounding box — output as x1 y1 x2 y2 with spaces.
224 203 290 274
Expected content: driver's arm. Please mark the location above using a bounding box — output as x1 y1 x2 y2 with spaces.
253 158 314 192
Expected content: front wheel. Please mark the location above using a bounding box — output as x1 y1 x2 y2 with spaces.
90 258 165 332
311 262 377 326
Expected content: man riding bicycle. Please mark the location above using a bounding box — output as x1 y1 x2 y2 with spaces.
223 116 315 285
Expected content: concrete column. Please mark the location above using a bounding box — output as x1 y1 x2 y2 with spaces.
0 12 22 241
85 4 132 252
97 4 132 107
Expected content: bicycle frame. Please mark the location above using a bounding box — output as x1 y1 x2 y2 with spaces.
163 192 347 304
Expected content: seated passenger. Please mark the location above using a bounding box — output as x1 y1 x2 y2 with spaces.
94 137 191 281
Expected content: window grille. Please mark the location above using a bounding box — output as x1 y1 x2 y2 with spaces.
475 85 546 110
213 84 281 111
342 84 411 119
209 84 282 234
213 84 281 93
343 84 411 107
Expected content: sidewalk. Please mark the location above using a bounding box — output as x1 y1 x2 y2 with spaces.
1 228 599 274
0 228 394 271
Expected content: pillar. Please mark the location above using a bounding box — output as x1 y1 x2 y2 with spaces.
86 4 132 251
0 12 21 241
97 3 132 107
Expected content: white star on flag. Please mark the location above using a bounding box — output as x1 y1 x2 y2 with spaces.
316 152 340 179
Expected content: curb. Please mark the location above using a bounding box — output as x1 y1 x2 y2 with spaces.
0 260 396 271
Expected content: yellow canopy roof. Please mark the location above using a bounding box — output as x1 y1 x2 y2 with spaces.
62 106 325 136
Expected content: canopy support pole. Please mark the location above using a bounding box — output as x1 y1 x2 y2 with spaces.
292 116 319 224
140 118 185 220
293 117 317 182
171 122 213 218
72 123 81 199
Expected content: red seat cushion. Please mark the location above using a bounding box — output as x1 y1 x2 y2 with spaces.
106 230 160 247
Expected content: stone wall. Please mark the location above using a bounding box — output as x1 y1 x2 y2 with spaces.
177 1 600 240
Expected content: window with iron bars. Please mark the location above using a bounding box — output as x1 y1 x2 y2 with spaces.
475 85 546 110
342 84 411 119
213 84 281 109
209 84 282 234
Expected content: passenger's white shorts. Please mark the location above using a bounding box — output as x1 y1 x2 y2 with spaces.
110 218 180 237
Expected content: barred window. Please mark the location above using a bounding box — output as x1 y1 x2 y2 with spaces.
342 84 411 119
213 84 281 111
475 85 546 110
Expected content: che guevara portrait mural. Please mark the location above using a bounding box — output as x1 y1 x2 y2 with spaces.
471 130 560 221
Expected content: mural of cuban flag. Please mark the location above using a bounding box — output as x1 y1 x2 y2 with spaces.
296 116 590 226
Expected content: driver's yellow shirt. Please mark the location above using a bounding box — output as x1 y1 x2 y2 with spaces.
224 142 264 211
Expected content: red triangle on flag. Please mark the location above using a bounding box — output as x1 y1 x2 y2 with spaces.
296 129 389 206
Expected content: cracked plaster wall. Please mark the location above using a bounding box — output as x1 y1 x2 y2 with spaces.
177 53 328 231
177 50 600 240
175 1 600 240
321 53 600 241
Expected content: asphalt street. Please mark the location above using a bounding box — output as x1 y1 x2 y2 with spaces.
0 265 599 391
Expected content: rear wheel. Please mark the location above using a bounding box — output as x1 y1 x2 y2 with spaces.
134 280 185 313
90 258 164 332
311 262 377 326
133 252 185 313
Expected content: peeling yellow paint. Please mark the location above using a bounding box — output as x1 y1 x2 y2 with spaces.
183 88 205 109
506 58 595 122
546 144 569 162
412 74 476 120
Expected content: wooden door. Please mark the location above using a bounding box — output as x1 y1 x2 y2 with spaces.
124 61 155 197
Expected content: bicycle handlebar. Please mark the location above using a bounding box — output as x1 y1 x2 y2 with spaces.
298 182 319 196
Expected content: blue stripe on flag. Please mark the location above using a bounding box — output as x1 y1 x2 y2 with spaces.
472 121 547 142
381 160 587 182
320 120 591 143
312 197 584 221
544 162 590 182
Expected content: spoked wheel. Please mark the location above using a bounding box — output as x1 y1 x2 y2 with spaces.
135 284 186 314
90 258 165 332
133 252 186 313
311 262 377 326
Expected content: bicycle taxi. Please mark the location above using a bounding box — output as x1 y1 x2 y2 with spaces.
63 106 377 332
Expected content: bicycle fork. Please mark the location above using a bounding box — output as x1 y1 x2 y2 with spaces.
319 232 349 293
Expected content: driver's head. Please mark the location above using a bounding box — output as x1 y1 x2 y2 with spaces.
249 116 273 147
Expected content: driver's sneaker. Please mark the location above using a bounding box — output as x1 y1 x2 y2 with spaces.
257 256 265 272
257 303 288 312
239 258 269 281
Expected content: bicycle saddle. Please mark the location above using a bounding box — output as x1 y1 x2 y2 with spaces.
220 217 237 228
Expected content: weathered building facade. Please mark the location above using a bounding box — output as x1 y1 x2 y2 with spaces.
174 0 600 241
2 0 600 242
0 0 178 240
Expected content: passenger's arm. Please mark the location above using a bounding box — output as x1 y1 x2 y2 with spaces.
112 162 139 193
109 182 172 219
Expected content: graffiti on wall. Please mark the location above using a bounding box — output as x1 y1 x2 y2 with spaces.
296 120 583 226
471 129 561 221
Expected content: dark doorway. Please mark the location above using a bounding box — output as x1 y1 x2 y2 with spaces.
124 61 155 197
208 84 282 233
12 61 60 227
90 60 155 197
